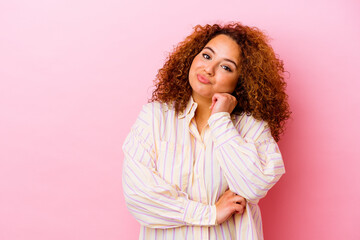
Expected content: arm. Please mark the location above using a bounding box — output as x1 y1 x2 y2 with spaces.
122 103 217 228
208 112 286 204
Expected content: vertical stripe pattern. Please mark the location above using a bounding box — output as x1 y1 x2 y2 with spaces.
122 96 286 240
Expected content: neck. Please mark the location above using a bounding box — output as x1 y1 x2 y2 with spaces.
192 92 212 120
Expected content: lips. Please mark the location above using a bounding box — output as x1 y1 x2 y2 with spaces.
197 74 211 84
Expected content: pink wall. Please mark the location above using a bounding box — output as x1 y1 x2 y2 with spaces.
1 0 359 239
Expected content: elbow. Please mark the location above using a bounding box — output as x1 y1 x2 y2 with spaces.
125 202 182 229
243 190 266 204
122 189 184 229
245 190 268 204
244 173 285 203
123 197 155 228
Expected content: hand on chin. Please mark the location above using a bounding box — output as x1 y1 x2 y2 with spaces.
209 93 237 115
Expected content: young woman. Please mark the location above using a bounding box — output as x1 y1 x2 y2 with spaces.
122 22 291 239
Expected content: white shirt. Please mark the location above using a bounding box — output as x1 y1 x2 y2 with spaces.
122 96 286 239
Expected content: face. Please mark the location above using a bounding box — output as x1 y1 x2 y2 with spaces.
188 34 241 100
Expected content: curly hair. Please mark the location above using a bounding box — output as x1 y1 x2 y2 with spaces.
150 22 291 142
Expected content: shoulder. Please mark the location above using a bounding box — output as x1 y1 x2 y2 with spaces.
135 101 172 125
140 101 173 115
234 112 272 142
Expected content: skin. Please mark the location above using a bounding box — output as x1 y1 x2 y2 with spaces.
215 189 247 224
188 34 241 133
188 34 247 224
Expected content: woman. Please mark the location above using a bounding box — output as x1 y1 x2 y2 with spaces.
122 22 291 240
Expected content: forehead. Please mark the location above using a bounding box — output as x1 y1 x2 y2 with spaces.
204 34 241 62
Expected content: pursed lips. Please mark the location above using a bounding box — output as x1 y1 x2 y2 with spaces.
197 74 211 84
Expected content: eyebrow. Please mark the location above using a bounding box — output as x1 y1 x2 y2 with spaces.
203 46 238 68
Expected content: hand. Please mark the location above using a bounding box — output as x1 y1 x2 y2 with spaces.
209 93 238 115
215 189 246 225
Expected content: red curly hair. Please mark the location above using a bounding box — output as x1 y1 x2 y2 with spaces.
150 22 291 142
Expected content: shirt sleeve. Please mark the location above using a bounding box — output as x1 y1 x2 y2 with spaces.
208 112 286 204
122 103 217 228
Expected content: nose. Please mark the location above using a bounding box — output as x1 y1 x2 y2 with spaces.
204 62 216 76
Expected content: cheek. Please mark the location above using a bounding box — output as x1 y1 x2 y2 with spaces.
217 75 239 92
191 55 204 69
230 77 239 89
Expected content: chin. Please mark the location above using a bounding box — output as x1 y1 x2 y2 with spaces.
192 89 213 99
190 85 210 99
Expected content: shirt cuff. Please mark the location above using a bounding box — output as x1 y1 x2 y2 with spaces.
208 112 246 146
182 200 217 226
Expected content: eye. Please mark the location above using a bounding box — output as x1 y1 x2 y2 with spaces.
221 65 232 72
202 53 211 59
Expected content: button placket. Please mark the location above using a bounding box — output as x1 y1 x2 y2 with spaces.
198 146 208 204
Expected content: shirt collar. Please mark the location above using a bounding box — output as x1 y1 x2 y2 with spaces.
178 95 197 119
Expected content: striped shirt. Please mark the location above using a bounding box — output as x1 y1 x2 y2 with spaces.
122 96 286 240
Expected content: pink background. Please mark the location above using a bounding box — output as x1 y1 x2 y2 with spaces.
1 0 359 239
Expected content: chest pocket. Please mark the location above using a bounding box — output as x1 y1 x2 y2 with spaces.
156 141 191 192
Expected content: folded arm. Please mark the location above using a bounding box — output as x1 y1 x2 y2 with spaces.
208 112 286 204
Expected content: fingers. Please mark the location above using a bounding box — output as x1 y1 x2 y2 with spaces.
231 196 246 214
209 98 216 110
225 189 235 195
228 191 246 207
234 203 245 214
211 92 233 104
234 196 247 208
216 190 247 223
210 94 219 110
210 93 238 114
